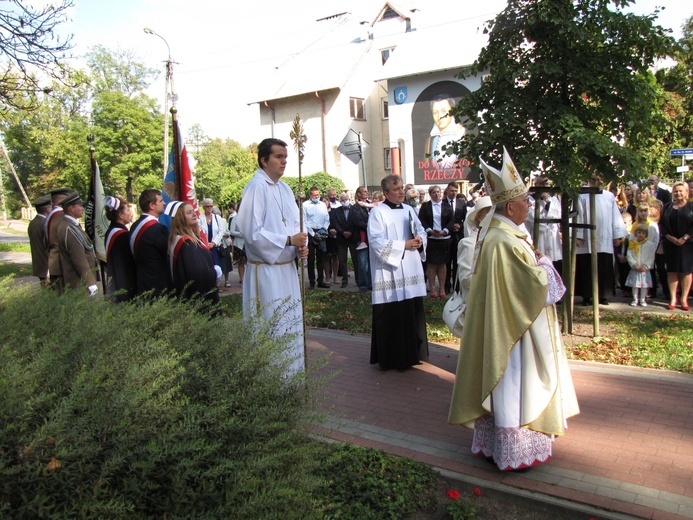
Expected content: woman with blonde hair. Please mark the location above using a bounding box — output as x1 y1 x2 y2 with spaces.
166 201 220 308
660 182 693 310
103 195 136 302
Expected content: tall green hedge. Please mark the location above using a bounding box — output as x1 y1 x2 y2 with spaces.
0 280 326 519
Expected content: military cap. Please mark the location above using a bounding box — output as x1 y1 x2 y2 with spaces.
49 187 72 196
60 191 84 209
32 194 52 208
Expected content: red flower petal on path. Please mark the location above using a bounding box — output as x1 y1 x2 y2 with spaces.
472 487 482 497
446 489 461 500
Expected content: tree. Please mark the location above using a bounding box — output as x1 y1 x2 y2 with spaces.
656 15 693 170
0 72 92 211
282 172 345 199
0 0 74 110
91 90 163 202
86 45 159 97
194 138 256 203
449 0 677 192
186 123 210 154
1 48 164 213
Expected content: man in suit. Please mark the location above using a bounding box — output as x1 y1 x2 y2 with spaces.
443 182 467 294
129 189 171 297
649 174 672 206
329 192 359 288
27 194 52 286
56 191 98 295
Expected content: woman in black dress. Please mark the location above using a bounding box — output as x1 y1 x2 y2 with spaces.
103 196 136 302
166 201 220 309
660 182 693 310
417 185 454 298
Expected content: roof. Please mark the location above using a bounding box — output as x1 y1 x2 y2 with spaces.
375 17 489 81
249 16 373 104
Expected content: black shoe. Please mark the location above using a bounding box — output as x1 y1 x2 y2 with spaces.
599 298 609 305
309 283 315 289
317 282 330 289
341 281 348 288
582 298 592 306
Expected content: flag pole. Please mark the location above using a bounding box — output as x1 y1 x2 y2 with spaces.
170 106 183 200
87 136 107 293
290 114 307 360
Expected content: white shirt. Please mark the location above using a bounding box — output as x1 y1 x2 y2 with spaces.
302 199 330 237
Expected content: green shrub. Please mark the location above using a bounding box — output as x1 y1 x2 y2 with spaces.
0 279 327 519
314 444 439 519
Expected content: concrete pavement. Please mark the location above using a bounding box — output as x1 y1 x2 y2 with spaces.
308 329 693 520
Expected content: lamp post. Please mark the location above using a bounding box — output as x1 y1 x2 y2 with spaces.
144 27 176 179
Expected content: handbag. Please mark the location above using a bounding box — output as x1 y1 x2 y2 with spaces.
442 277 466 338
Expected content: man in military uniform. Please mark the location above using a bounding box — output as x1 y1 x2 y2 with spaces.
45 186 72 292
56 192 98 295
27 194 52 286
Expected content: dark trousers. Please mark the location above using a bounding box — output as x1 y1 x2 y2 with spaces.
654 253 670 299
575 252 616 301
308 240 325 285
445 238 460 293
337 241 359 285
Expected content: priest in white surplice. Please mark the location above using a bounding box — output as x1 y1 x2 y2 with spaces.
368 174 429 370
575 174 627 305
237 138 308 377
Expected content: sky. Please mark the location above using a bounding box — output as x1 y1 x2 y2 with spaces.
59 0 690 146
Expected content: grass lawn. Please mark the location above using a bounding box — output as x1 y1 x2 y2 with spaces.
0 243 30 252
222 290 692 374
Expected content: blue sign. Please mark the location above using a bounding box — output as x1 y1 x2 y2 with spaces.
670 148 693 156
394 87 407 105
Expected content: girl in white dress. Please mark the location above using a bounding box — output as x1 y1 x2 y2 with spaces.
625 224 655 307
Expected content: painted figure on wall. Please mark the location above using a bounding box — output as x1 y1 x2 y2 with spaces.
412 80 477 186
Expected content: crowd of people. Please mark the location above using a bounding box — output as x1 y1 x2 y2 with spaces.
24 138 693 474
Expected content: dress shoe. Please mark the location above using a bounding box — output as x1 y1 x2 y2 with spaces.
309 283 315 290
341 281 348 288
682 302 690 311
317 282 330 289
599 298 609 305
582 298 592 306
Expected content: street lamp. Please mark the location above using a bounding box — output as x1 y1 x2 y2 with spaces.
144 27 176 178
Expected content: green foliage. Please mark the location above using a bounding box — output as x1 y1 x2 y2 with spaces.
91 90 164 202
0 47 164 214
447 498 480 520
0 242 30 253
656 15 693 164
282 172 345 199
0 281 328 518
0 71 93 214
193 138 257 204
314 444 439 519
0 262 31 278
86 45 159 97
449 0 677 193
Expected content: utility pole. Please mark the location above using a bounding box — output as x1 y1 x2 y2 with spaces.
144 28 177 179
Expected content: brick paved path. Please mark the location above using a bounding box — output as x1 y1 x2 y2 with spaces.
308 329 693 520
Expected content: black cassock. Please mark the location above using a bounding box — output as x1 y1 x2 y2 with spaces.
171 236 220 307
105 222 136 302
